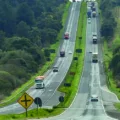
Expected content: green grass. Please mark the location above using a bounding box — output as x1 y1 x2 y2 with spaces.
0 1 87 120
103 6 120 110
0 1 71 107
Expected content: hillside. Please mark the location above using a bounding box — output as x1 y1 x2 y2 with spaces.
0 0 67 99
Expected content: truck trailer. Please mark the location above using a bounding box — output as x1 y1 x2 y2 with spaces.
92 53 98 63
87 11 91 18
92 11 96 17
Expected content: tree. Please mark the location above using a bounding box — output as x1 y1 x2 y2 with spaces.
17 3 35 25
0 31 5 49
44 49 50 57
16 21 30 37
28 27 41 46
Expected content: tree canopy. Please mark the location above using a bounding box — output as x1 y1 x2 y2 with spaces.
0 0 66 98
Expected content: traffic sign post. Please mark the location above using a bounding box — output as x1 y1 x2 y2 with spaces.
18 92 33 117
59 96 64 108
34 97 42 118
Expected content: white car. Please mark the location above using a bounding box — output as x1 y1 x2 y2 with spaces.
88 18 91 24
91 95 98 102
68 51 72 54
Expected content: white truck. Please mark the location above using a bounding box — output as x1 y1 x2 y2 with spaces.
92 53 98 63
92 11 96 17
35 76 45 89
92 32 97 44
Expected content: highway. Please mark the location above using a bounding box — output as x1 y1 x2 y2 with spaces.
0 1 81 114
29 1 119 120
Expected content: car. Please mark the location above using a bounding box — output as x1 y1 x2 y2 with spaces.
53 67 58 72
68 51 72 54
88 18 91 24
91 95 98 102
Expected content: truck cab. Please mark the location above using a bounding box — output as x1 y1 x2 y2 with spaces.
64 32 69 39
60 50 65 57
92 53 98 63
35 76 45 89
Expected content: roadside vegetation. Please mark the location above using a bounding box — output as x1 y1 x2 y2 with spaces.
100 0 120 109
0 0 68 100
0 1 87 120
0 0 70 107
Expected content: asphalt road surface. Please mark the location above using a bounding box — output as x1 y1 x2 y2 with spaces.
29 1 120 120
0 1 81 114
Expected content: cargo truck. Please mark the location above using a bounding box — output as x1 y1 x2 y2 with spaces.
92 6 96 11
91 1 95 7
87 11 91 18
92 53 98 63
92 11 96 17
60 50 65 57
35 76 45 89
64 32 69 39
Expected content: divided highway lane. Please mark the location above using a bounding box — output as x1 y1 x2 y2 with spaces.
37 2 118 120
0 2 80 114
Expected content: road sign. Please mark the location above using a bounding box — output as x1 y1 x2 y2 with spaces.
34 97 42 107
76 49 82 53
59 96 64 102
18 92 33 109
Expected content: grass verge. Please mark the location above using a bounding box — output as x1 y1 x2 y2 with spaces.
0 1 71 107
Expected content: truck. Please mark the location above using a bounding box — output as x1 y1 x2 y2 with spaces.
92 11 96 17
92 6 96 11
91 1 95 7
35 76 45 89
87 11 91 18
92 53 98 63
60 50 65 57
64 32 69 39
92 32 97 44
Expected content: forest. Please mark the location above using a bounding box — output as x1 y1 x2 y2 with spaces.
100 0 120 84
0 0 67 99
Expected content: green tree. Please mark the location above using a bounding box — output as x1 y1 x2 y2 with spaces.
17 3 35 25
16 21 30 37
44 49 50 57
29 27 41 46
